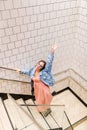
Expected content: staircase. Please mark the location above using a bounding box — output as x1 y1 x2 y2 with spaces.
0 90 87 130
0 93 65 130
0 67 87 130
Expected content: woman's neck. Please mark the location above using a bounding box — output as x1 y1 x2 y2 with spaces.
35 70 40 77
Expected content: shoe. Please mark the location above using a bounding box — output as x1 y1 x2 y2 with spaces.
39 111 47 116
39 108 52 117
44 108 52 117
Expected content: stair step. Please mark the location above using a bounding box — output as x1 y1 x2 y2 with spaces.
4 97 33 130
50 106 69 129
51 90 87 129
26 99 60 129
7 94 44 130
74 117 87 130
0 98 13 130
16 98 32 117
26 99 50 129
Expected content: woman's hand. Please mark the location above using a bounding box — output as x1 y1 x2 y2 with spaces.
14 68 20 72
51 44 57 53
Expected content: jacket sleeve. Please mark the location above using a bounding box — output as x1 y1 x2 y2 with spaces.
45 53 54 72
20 67 33 76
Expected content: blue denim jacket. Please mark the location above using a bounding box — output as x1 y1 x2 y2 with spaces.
21 53 55 86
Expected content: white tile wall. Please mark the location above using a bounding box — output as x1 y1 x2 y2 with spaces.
4 0 13 9
72 0 87 82
0 1 5 10
0 0 87 94
5 28 13 35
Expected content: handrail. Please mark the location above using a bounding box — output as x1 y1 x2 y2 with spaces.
64 111 74 130
20 104 65 107
0 66 87 83
0 66 16 71
0 69 87 96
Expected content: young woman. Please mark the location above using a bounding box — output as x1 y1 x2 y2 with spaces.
16 44 57 117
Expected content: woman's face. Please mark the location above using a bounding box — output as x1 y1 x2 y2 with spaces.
36 61 45 71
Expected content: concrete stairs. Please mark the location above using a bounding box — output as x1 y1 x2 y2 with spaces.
0 94 64 130
4 95 40 130
0 98 13 130
25 99 61 129
0 90 87 130
16 98 64 129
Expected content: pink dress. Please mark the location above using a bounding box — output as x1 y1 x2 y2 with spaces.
33 76 53 112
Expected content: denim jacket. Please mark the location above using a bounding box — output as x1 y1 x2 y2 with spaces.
21 53 55 86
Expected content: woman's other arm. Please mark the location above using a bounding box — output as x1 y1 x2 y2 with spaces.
15 68 33 76
45 44 57 72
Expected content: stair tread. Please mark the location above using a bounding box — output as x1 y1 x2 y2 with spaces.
0 98 13 130
26 99 59 129
74 118 87 130
26 99 49 129
4 98 33 130
16 98 32 117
